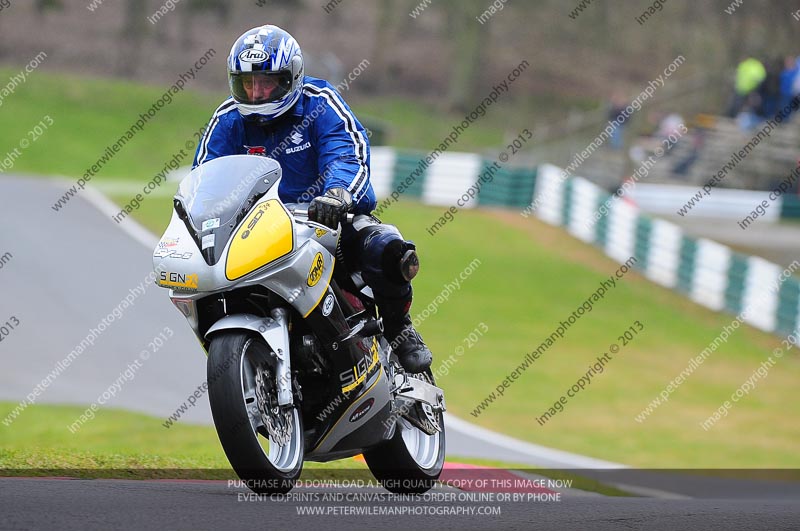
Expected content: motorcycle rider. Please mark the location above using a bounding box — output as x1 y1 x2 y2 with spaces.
193 25 432 373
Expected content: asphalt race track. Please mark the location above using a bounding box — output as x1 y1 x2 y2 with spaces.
1 476 798 531
1 176 798 530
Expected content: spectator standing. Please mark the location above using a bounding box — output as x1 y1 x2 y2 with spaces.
728 56 766 117
779 55 798 115
757 57 782 119
607 92 628 150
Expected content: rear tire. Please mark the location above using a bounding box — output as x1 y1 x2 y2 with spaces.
363 370 445 494
207 331 303 494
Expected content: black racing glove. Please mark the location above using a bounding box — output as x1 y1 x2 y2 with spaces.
308 188 353 229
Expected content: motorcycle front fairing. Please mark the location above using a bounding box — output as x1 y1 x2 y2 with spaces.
152 155 394 453
153 155 338 334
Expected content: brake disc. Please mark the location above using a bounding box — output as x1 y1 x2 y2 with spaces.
400 402 440 435
255 365 293 446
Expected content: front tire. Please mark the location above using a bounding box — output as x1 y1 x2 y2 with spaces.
207 331 303 494
363 370 445 494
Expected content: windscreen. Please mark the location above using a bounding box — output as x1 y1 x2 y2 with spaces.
174 155 281 264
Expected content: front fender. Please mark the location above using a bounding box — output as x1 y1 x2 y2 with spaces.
205 312 293 406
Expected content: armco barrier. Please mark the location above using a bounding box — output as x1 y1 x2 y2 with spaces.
370 148 799 338
530 164 800 338
780 194 800 218
370 147 536 209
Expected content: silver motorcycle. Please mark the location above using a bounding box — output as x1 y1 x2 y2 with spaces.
153 155 445 493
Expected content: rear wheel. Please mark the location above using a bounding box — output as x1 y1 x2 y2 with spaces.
363 370 445 494
207 331 303 494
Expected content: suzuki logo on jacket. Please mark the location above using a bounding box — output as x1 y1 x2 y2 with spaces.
285 140 311 154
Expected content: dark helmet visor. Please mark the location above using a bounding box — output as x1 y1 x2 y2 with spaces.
229 71 292 105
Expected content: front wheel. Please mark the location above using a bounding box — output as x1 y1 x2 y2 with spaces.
363 370 445 494
207 331 303 494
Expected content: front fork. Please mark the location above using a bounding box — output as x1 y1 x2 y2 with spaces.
263 308 293 407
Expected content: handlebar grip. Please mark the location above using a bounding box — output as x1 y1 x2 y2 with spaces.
290 208 355 225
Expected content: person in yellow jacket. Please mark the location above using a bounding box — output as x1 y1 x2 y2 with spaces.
728 56 766 117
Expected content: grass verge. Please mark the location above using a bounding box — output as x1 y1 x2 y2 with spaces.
0 402 630 495
105 198 800 468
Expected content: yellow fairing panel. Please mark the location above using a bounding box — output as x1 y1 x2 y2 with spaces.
226 200 294 280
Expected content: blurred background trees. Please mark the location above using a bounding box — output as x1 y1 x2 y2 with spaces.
1 0 797 170
3 0 796 108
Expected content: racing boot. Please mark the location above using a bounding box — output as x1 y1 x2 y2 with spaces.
377 293 433 374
